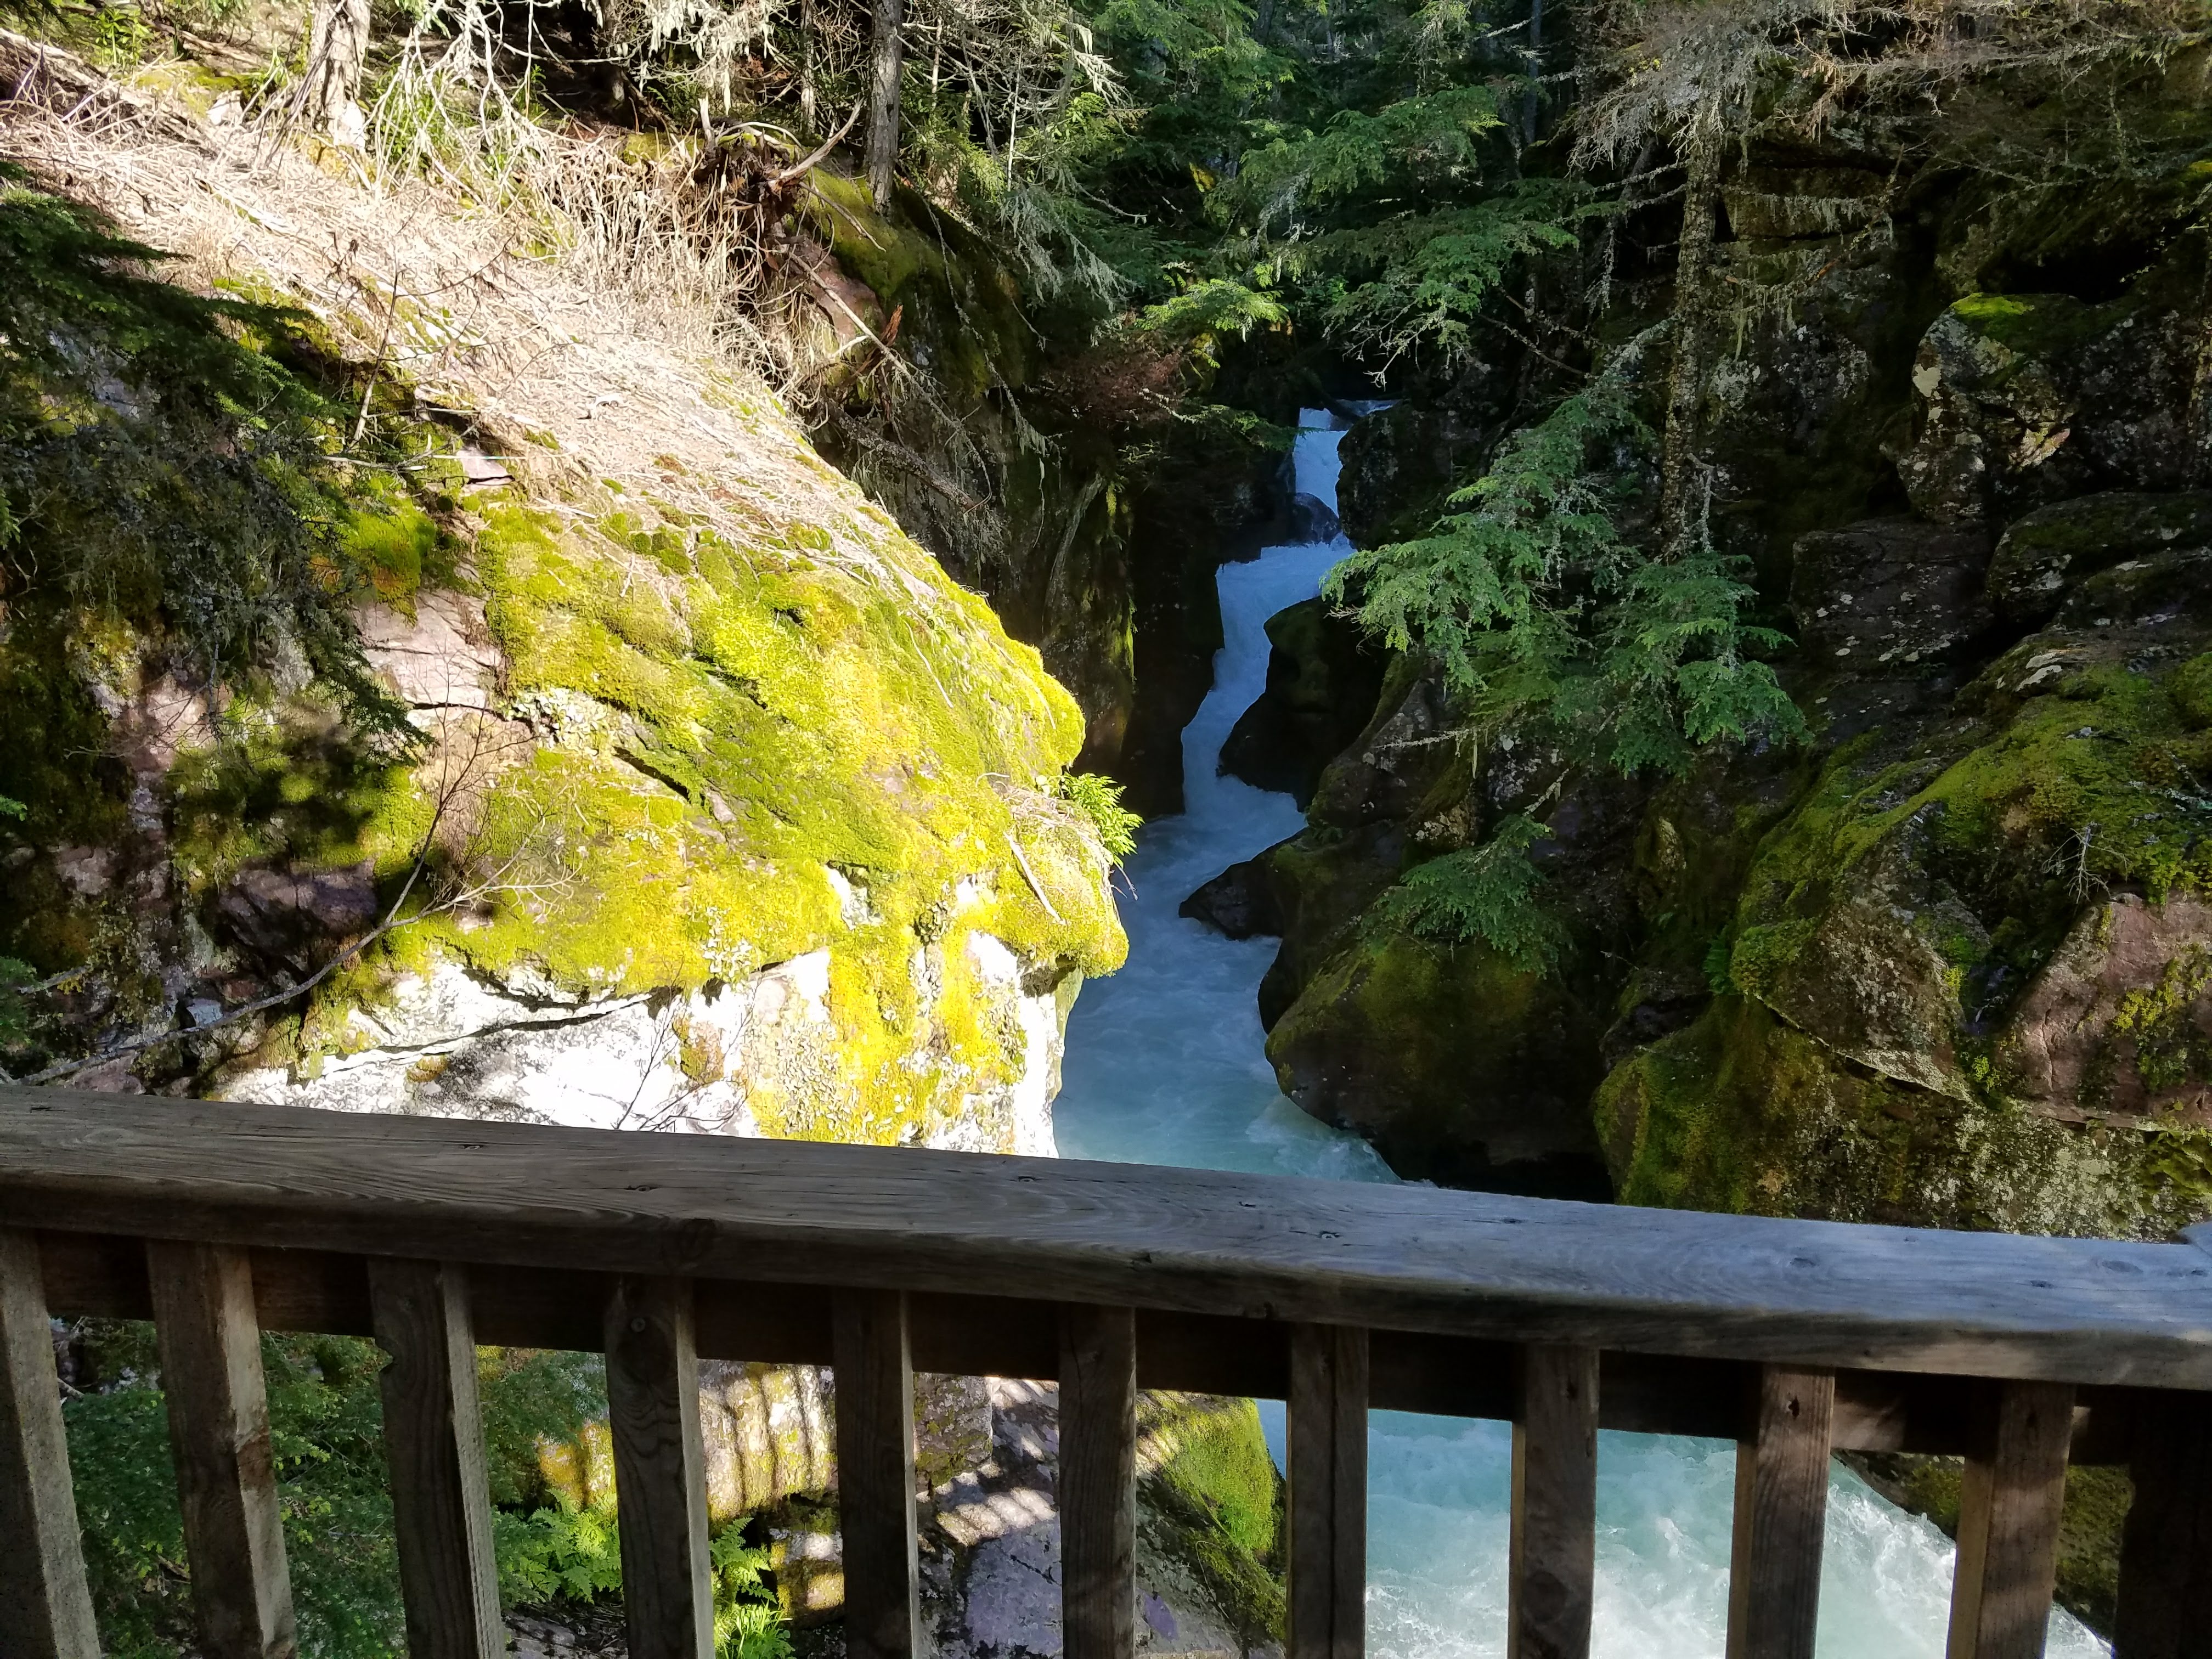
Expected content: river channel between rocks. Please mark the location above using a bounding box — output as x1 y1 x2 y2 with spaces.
1052 409 2106 1659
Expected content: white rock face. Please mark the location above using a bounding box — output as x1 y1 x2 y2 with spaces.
222 932 1075 1155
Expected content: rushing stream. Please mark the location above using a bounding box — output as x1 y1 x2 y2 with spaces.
1053 410 2106 1658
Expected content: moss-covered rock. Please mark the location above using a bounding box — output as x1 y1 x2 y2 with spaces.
1267 928 1611 1194
1134 1391 1286 1650
0 145 1125 1153
1898 280 2204 527
1988 491 2212 627
1601 593 2212 1232
1218 597 1391 808
202 464 1125 1146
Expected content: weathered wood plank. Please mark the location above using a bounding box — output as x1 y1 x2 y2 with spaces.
1059 1304 1137 1659
0 1229 99 1659
605 1277 713 1659
145 1239 297 1659
834 1288 920 1659
2116 1392 2212 1658
367 1260 503 1659
1725 1365 1833 1659
25 1233 2156 1460
1947 1381 2075 1659
1288 1323 1367 1659
1509 1345 1596 1659
7 1090 2212 1385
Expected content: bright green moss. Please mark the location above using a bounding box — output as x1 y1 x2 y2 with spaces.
800 174 1033 404
297 467 1123 1141
1946 291 2112 359
1144 1393 1278 1561
1138 1393 1285 1646
2171 652 2212 729
340 497 442 603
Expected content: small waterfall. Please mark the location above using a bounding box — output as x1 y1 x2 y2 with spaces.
1053 410 2106 1658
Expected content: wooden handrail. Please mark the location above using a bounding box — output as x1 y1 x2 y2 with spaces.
2 1084 2210 1659
3 1090 2210 1384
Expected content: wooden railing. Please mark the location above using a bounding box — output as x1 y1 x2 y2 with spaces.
2 1087 2210 1659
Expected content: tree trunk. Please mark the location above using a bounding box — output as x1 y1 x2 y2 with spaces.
303 0 372 146
1658 99 1723 554
865 0 905 206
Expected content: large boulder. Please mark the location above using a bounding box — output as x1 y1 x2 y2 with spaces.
1600 592 2212 1233
1218 599 1390 807
1988 491 2212 626
2 165 1127 1150
1265 928 1612 1195
1895 285 2202 527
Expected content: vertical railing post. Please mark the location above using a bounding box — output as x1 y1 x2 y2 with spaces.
1288 1322 1368 1659
0 1229 99 1659
1509 1345 1598 1659
605 1277 713 1659
2115 1392 2212 1659
834 1288 920 1659
1725 1364 1833 1659
145 1239 297 1659
368 1260 504 1659
1059 1304 1137 1659
1946 1381 2074 1659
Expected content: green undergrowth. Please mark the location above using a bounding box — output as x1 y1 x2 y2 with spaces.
61 1322 786 1659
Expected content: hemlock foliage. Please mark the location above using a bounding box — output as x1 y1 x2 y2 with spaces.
1327 383 1804 962
1369 812 1567 970
1327 383 1801 775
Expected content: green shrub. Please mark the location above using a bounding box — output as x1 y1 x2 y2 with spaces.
1369 812 1567 968
1058 770 1143 860
65 1329 401 1659
63 1329 788 1658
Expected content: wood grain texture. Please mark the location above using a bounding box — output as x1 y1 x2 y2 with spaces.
833 1288 920 1659
1947 1381 2074 1659
2116 1392 2212 1658
366 1260 503 1659
146 1239 297 1659
6 1090 2212 1386
1725 1365 1834 1659
1288 1323 1368 1659
29 1232 2157 1460
605 1277 713 1659
0 1229 98 1659
1509 1345 1597 1659
1059 1304 1137 1659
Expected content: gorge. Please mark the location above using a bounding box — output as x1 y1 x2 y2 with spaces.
1060 407 2106 1658
3 0 2211 1652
